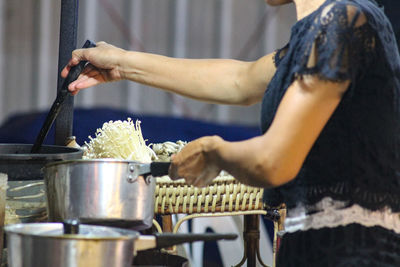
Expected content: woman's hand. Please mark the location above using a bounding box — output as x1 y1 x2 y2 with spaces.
169 136 225 187
61 41 127 95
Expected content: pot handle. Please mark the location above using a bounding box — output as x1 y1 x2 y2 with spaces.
63 219 80 235
153 233 237 250
150 162 171 177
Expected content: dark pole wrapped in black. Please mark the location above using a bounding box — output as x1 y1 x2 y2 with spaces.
55 0 79 146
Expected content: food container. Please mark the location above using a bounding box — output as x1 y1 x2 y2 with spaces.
43 159 156 230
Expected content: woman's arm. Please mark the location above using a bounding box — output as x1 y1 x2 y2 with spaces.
169 76 350 187
62 42 276 106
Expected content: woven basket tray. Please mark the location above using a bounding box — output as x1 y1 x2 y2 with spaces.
155 175 264 215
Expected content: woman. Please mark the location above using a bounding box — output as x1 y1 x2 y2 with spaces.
62 0 400 265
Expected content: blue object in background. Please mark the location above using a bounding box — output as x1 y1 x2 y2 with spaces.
0 107 261 145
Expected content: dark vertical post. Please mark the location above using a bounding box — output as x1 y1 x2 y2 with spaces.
243 214 259 267
55 0 79 146
162 215 175 252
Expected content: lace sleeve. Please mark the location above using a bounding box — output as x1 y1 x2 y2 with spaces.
295 3 376 82
273 43 289 68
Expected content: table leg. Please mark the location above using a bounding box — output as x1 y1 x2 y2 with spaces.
162 215 175 252
244 214 259 267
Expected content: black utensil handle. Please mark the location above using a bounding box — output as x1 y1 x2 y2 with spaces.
30 92 68 153
150 162 171 177
154 233 238 250
61 40 96 89
30 40 96 153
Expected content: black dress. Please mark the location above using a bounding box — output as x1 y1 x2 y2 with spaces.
260 0 400 266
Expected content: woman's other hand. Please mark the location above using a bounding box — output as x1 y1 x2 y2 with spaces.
169 136 225 187
61 41 126 95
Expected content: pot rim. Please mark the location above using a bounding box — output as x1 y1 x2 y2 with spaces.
5 222 140 241
44 158 147 168
0 143 83 160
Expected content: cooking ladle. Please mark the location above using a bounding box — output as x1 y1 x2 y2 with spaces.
31 40 96 153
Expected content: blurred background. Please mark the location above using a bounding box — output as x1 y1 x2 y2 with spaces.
0 0 398 266
0 0 296 128
0 2 297 266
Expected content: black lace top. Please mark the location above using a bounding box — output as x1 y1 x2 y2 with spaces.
261 0 400 212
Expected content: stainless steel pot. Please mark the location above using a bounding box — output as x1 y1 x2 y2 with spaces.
43 159 157 230
5 222 139 267
5 221 237 267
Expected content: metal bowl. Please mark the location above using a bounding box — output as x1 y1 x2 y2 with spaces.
0 144 83 181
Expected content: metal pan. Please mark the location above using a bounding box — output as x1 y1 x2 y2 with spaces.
43 159 170 230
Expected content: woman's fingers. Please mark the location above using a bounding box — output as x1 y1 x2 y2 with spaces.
96 41 107 46
69 75 103 93
192 168 219 187
61 42 125 95
169 138 221 187
198 165 221 186
61 47 94 78
169 156 180 180
67 64 106 93
61 58 79 78
71 48 89 62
